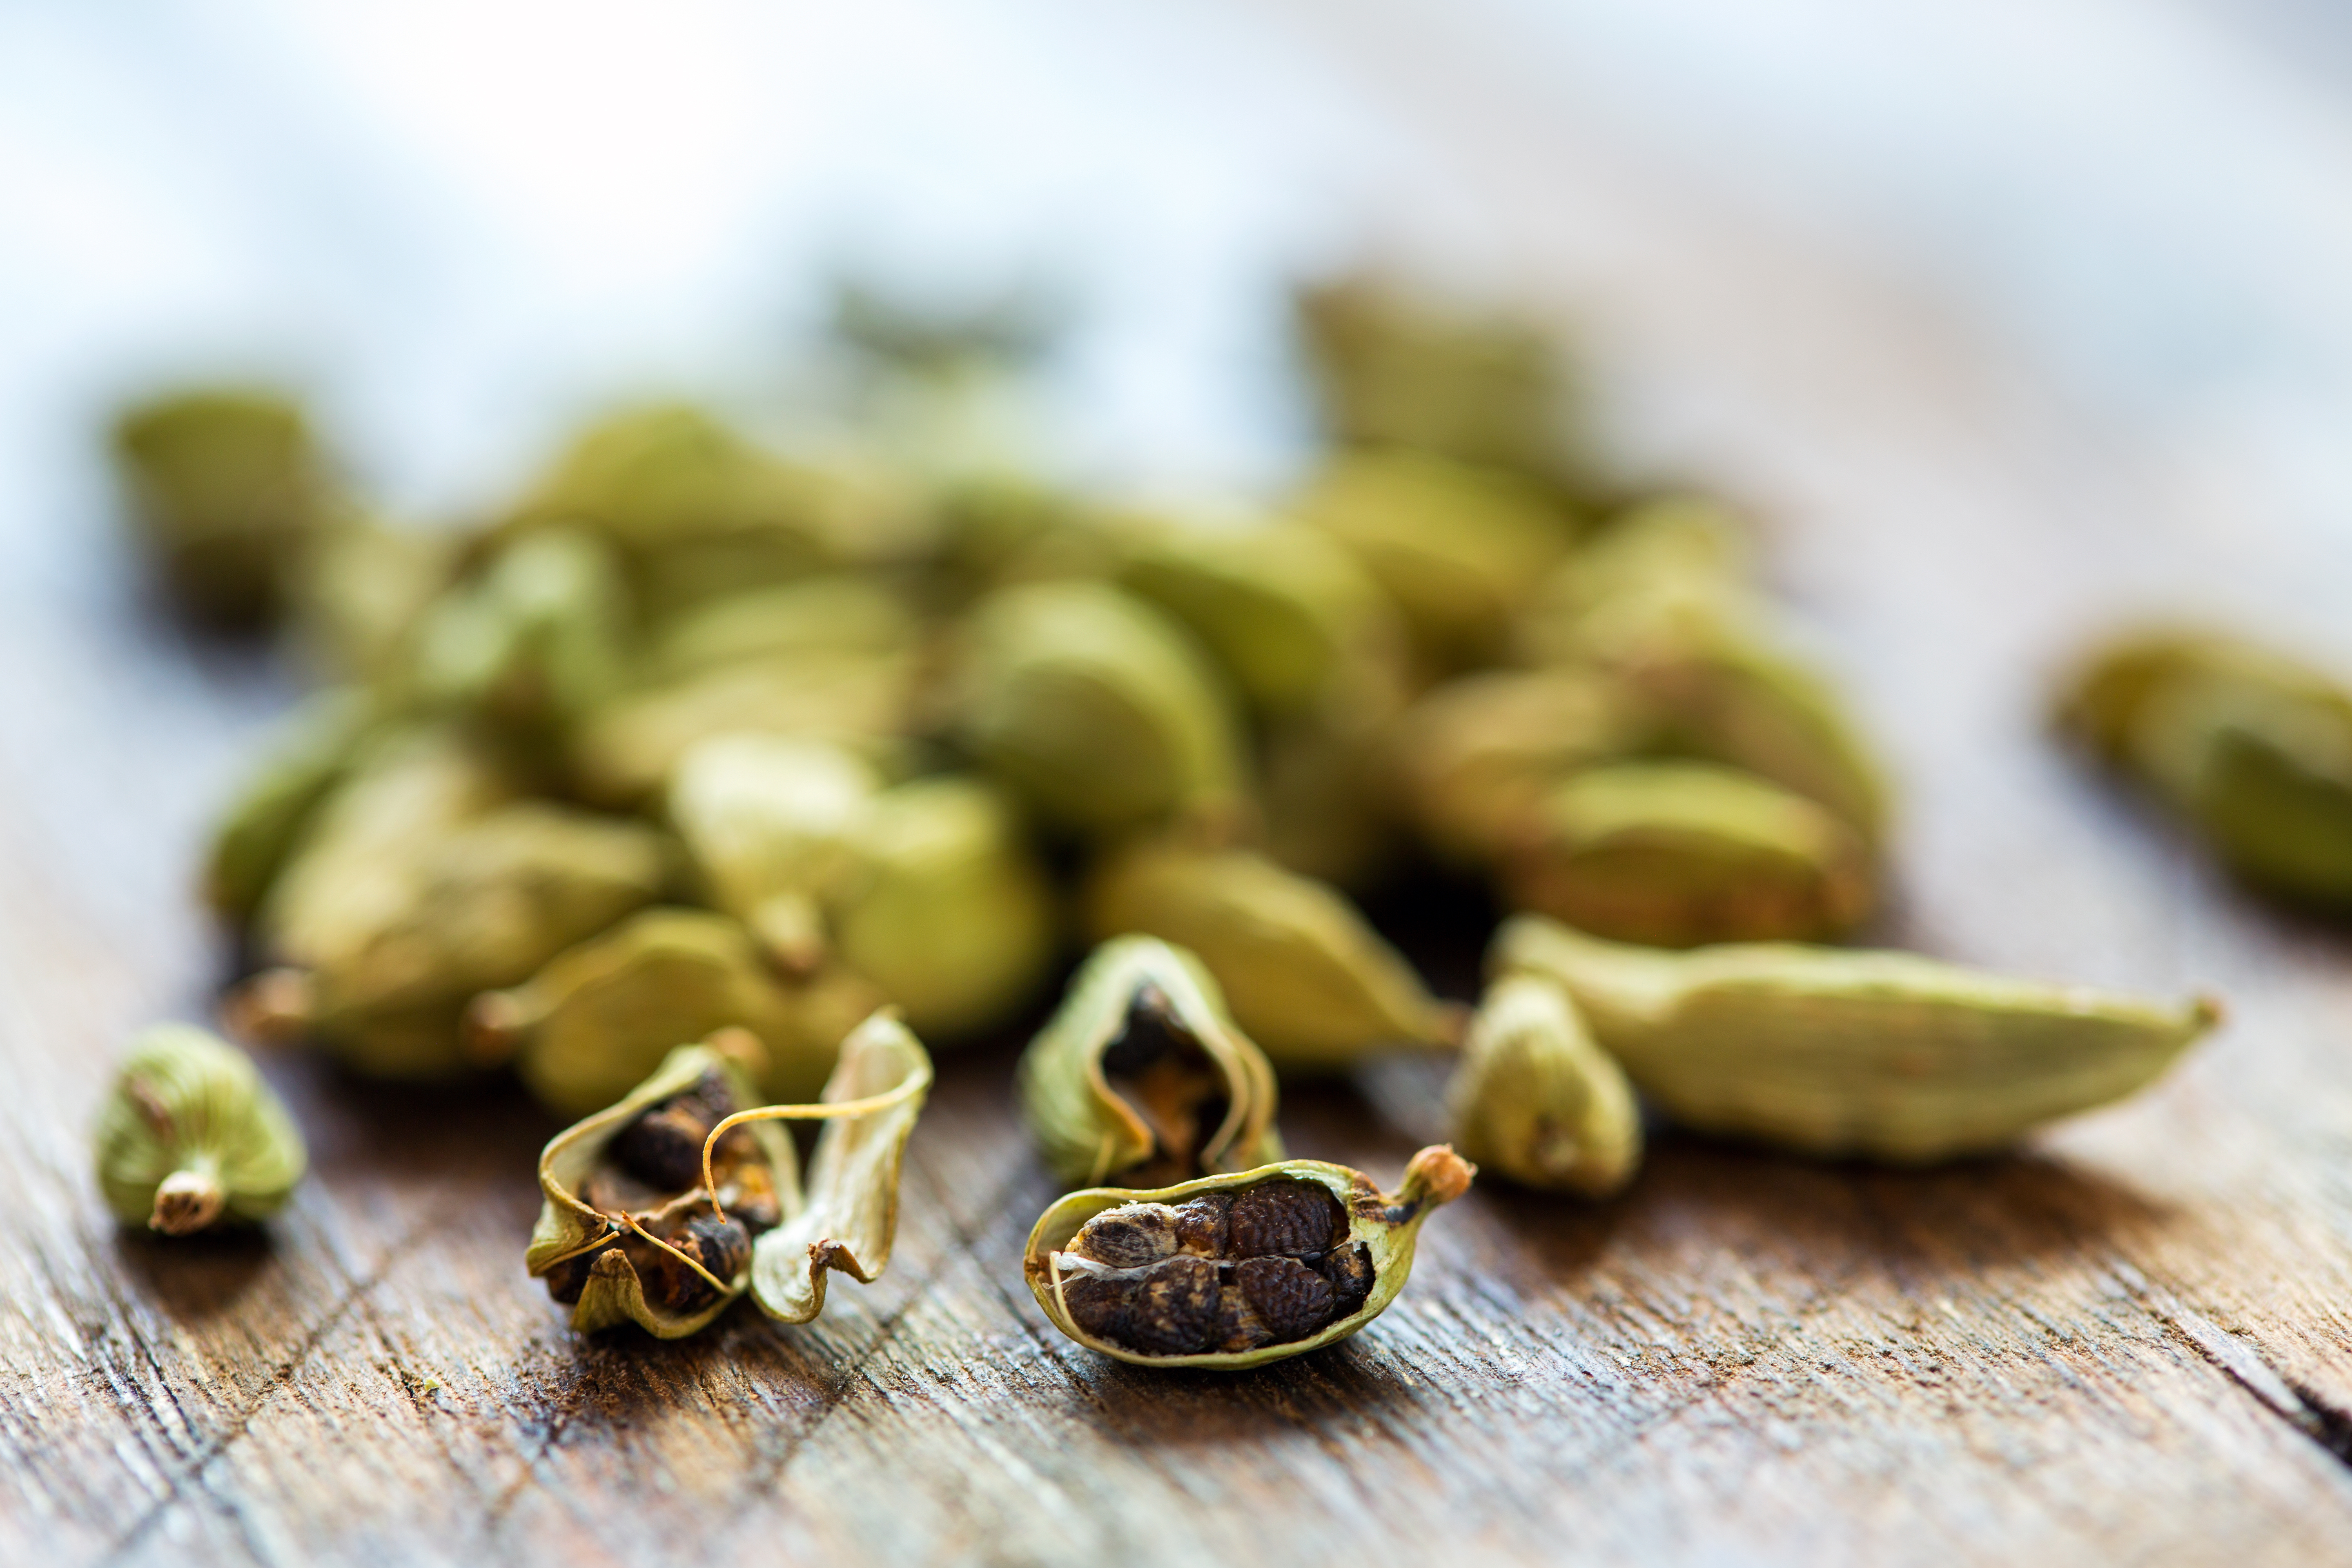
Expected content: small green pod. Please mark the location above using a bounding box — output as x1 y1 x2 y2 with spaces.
2049 628 2343 764
950 581 1245 837
469 907 884 1115
1514 494 1752 668
667 733 880 972
202 688 378 929
399 526 633 740
1500 762 1874 947
1017 936 1283 1189
831 775 1059 1043
1292 449 1574 670
283 514 465 684
110 387 326 627
1085 840 1457 1073
1388 667 1642 866
1492 916 2222 1163
1253 665 1412 891
1446 974 1640 1197
1024 1144 1474 1370
644 574 921 684
94 1025 305 1235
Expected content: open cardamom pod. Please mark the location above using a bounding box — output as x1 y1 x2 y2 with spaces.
94 1025 306 1235
1024 1145 1473 1369
1446 973 1639 1197
1084 840 1458 1073
666 733 879 973
830 775 1059 1043
1017 935 1283 1189
468 906 884 1115
1493 916 2222 1163
949 580 1245 838
1499 761 1874 947
526 1015 931 1338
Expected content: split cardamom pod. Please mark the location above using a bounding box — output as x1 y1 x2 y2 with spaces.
1500 761 1873 947
1024 1144 1474 1369
1446 974 1639 1197
94 1025 306 1235
666 733 879 972
950 580 1245 837
1017 935 1283 1189
468 906 884 1115
2055 629 2352 906
526 1016 931 1337
110 386 327 627
830 775 1059 1042
1493 916 2222 1163
1084 840 1457 1073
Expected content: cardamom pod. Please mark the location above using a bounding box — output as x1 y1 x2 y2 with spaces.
950 581 1244 837
1389 667 1641 866
1493 916 2221 1163
1112 520 1400 717
526 1013 932 1338
1084 840 1457 1072
1514 494 1751 667
831 775 1058 1042
399 526 632 739
468 906 883 1114
1292 449 1574 670
1445 974 1639 1197
667 733 879 972
241 802 671 1078
2049 628 2337 764
202 688 377 929
283 513 464 683
1253 662 1412 891
1500 761 1874 947
1017 935 1283 1188
645 573 920 685
1024 1144 1473 1369
110 386 326 627
94 1025 306 1234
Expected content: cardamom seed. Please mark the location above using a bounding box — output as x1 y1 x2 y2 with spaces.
1084 840 1457 1073
1500 761 1873 947
1446 974 1639 1197
1024 1144 1473 1368
94 1025 306 1235
1493 915 2221 1163
1017 935 1283 1188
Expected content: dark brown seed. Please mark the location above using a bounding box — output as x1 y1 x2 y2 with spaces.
1214 1285 1273 1353
1123 1255 1219 1355
1227 1180 1345 1258
1318 1241 1375 1319
1072 1204 1180 1268
610 1103 713 1192
682 1214 752 1282
1170 1194 1230 1256
1060 1271 1136 1341
542 1244 606 1305
1235 1255 1336 1341
579 1166 664 1217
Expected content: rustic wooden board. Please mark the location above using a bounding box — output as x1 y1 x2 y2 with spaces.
11 9 2352 1566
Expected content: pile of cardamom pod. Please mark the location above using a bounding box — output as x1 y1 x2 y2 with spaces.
90 279 2222 1367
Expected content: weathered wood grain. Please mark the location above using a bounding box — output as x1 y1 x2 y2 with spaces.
11 10 2352 1566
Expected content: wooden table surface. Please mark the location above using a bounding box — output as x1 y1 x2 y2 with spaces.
11 5 2352 1566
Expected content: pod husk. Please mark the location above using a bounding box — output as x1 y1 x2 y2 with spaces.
94 1025 307 1234
1023 1145 1473 1370
1446 974 1639 1197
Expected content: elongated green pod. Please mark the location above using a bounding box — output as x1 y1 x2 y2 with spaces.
667 733 879 973
1447 974 1639 1197
1492 917 2221 1163
94 1025 306 1234
1388 668 1640 866
202 688 377 928
1024 1145 1473 1370
1017 936 1282 1189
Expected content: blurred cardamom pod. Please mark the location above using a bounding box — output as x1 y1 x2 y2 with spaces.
94 1025 305 1235
203 688 378 929
643 573 920 685
1514 493 1753 668
1388 667 1641 866
1446 973 1639 1197
1017 935 1282 1189
1493 916 2221 1163
398 526 633 741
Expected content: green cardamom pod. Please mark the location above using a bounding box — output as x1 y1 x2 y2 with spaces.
645 573 920 685
1112 520 1400 717
1024 1144 1473 1369
1514 494 1752 667
468 907 884 1114
202 688 377 929
94 1025 306 1235
526 1013 932 1338
1085 840 1457 1072
2049 628 2338 764
1389 667 1641 866
1293 449 1574 670
831 775 1059 1042
951 581 1244 837
1500 761 1874 947
1017 935 1283 1189
111 386 326 628
1493 916 2221 1163
1252 661 1413 891
1445 974 1639 1197
283 513 464 684
241 802 672 1078
667 733 880 973
399 526 632 739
